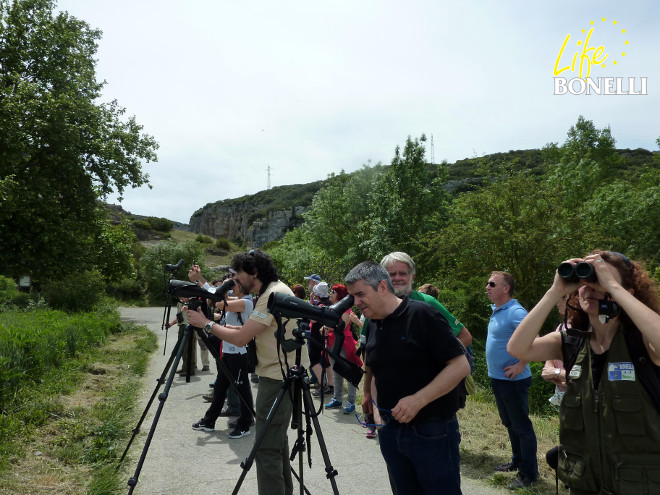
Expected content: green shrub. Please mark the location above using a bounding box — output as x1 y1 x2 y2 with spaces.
139 240 206 304
146 216 174 232
0 275 19 301
106 277 143 302
130 219 151 231
195 234 213 244
215 237 232 250
42 270 105 312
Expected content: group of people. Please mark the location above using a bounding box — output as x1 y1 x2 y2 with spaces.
175 247 660 495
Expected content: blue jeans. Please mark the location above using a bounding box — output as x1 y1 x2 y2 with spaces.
378 415 462 495
490 377 538 480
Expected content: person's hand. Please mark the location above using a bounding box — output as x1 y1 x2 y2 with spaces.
550 258 583 296
391 395 423 424
186 307 209 328
504 360 527 380
541 365 559 382
583 253 620 293
361 393 373 414
188 265 202 283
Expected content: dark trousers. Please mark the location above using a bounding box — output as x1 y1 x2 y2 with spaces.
490 377 539 480
378 416 462 495
205 353 253 430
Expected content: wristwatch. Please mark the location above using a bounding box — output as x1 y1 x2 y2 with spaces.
204 321 214 334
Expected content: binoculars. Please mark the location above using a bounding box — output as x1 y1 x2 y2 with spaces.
557 262 596 282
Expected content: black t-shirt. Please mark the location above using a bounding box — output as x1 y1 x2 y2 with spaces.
365 296 466 423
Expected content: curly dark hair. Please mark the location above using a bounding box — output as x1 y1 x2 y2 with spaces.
230 249 279 296
567 249 660 331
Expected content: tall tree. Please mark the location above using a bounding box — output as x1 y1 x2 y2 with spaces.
363 135 448 259
0 0 158 280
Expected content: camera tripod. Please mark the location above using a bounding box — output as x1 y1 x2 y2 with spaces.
119 320 256 494
232 328 340 495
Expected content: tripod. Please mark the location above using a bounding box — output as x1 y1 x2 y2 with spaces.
232 327 340 495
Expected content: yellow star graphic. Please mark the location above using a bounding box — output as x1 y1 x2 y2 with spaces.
613 20 618 25
601 17 606 22
582 29 586 33
622 29 626 34
625 40 629 45
622 52 626 56
602 63 606 68
613 60 618 65
590 20 594 25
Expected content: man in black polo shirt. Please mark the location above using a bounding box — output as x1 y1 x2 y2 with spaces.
345 261 470 495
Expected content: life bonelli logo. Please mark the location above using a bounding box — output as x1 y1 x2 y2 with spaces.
553 17 646 95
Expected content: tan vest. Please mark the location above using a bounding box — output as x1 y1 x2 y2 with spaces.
558 328 660 494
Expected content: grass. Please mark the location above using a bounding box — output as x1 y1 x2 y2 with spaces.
0 317 156 494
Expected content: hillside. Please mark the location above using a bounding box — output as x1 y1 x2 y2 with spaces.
119 147 658 248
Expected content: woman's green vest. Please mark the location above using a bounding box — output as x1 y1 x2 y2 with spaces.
558 328 660 494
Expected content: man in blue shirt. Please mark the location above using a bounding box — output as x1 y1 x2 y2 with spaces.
486 271 538 489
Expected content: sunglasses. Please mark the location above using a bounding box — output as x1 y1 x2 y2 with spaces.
487 281 497 287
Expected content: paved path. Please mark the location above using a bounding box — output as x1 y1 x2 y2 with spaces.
119 307 507 495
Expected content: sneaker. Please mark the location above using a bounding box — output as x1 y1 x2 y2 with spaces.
192 418 215 432
494 461 518 472
508 473 536 490
312 385 328 397
201 365 210 371
343 403 355 414
325 398 342 409
366 426 377 439
228 427 250 439
202 394 214 402
229 418 255 428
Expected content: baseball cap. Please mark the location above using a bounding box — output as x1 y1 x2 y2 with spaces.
304 274 322 282
313 282 329 298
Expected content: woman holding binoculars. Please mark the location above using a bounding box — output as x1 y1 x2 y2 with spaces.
508 250 660 495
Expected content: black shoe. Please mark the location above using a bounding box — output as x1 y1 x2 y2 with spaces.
508 474 536 490
218 408 239 417
201 365 210 371
202 394 214 402
494 462 518 472
228 427 250 439
229 418 255 428
192 418 215 432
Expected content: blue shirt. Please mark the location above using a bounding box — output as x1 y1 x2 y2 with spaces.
486 299 530 380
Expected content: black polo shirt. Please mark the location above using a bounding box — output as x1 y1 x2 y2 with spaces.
365 296 465 423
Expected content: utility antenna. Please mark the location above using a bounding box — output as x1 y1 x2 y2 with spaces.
267 164 271 190
430 134 435 164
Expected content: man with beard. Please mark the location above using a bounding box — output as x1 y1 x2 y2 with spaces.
187 250 308 495
380 252 472 347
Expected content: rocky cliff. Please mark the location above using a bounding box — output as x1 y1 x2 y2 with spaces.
188 181 324 247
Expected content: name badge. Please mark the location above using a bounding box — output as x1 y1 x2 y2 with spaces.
608 362 635 381
568 364 582 379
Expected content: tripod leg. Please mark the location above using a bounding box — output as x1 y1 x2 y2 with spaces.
126 326 192 494
300 380 340 495
116 326 186 470
232 378 292 495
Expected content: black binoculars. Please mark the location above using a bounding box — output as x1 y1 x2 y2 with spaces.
557 262 597 282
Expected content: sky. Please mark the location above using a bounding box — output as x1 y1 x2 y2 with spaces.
55 0 660 224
